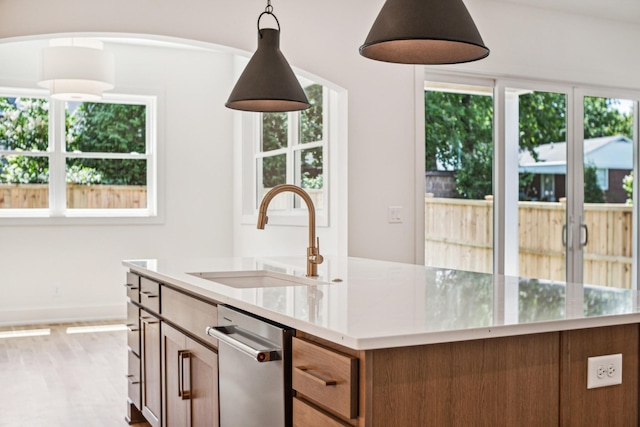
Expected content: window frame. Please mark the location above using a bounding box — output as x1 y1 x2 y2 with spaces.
0 86 161 226
243 84 331 227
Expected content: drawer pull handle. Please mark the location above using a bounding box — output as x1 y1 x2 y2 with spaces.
140 291 158 298
141 317 159 325
126 326 140 332
124 283 140 290
295 366 337 386
125 374 140 385
178 350 192 400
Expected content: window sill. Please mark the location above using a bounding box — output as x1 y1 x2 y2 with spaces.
0 209 164 226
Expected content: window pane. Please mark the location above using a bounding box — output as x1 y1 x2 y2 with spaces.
515 89 567 282
261 113 288 152
301 84 323 144
424 84 494 274
296 147 323 210
66 102 146 154
582 96 633 289
258 154 286 208
0 154 49 208
65 158 147 209
0 97 49 152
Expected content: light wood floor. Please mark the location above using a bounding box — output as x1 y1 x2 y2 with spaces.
0 321 150 427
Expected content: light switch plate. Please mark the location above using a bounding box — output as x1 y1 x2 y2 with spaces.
587 354 622 389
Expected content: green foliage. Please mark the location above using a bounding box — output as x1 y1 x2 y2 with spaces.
425 91 493 171
0 97 49 151
0 97 147 186
262 84 324 190
1 156 48 183
623 172 633 203
68 102 146 185
301 84 323 144
0 97 50 183
426 90 633 201
584 97 632 139
584 163 605 203
454 142 493 199
66 164 102 185
518 92 566 158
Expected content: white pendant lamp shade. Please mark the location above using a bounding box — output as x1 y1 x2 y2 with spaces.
360 0 489 65
38 38 115 101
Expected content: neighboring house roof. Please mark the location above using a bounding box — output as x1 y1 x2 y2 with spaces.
519 135 633 174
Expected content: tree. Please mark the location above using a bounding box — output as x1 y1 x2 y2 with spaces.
623 171 633 203
425 91 492 172
584 163 605 203
262 83 324 189
0 97 50 183
425 90 633 200
68 102 146 185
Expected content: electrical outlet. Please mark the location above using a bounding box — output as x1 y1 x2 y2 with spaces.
587 354 622 389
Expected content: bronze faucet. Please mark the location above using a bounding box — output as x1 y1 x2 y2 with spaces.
257 184 324 277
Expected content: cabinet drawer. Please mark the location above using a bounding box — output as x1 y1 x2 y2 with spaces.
162 285 218 348
140 277 160 313
125 272 140 302
293 397 351 427
126 302 140 356
127 349 141 410
292 337 358 420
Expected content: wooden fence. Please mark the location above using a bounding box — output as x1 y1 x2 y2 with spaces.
0 184 147 209
425 196 633 289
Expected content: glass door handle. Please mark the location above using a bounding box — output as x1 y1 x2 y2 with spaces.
580 223 589 247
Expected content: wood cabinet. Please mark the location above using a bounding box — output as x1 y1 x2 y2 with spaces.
126 272 219 427
298 325 639 427
125 274 145 424
141 308 162 427
291 336 359 426
162 322 219 427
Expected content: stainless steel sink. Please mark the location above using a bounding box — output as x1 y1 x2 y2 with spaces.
188 270 329 288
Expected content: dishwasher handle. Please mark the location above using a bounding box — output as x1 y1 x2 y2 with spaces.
206 325 280 363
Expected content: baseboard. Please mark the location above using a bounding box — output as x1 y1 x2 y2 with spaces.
0 304 126 327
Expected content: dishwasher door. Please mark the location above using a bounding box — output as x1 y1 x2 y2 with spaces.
206 305 294 427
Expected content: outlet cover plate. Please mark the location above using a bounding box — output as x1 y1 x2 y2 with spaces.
587 354 622 389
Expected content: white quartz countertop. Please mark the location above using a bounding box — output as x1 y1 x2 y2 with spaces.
123 256 640 350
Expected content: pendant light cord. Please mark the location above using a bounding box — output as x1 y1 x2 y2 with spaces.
257 0 280 36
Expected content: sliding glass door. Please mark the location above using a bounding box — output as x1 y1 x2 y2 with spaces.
424 74 640 290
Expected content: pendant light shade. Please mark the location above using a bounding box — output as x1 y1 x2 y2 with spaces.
38 38 115 101
226 4 309 112
360 0 489 65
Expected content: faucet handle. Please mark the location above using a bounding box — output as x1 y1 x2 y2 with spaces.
310 237 324 265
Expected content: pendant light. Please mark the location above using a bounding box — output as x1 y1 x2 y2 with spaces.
226 1 310 112
360 0 490 65
38 38 115 101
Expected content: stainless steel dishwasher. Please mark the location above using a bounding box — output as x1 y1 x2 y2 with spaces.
206 305 294 427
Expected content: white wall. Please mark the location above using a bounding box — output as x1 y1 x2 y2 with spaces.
0 40 236 325
1 0 640 324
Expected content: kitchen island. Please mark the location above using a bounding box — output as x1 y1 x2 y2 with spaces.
124 256 640 427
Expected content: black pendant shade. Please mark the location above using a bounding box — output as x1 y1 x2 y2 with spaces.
360 0 489 65
226 27 310 112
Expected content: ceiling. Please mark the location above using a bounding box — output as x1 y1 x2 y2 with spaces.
494 0 640 25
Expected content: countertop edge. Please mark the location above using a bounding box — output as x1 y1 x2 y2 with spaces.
124 260 640 351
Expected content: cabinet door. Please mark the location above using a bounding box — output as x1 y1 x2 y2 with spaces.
163 323 188 427
141 309 162 427
186 336 219 427
163 323 219 427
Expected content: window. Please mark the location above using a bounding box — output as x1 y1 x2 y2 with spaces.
250 82 329 225
0 89 157 221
